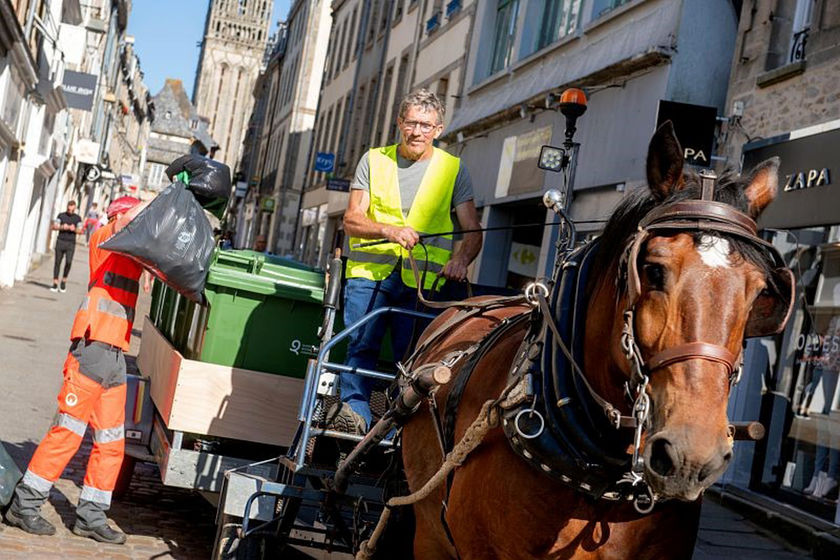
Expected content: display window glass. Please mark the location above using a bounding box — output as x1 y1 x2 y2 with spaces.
756 226 840 524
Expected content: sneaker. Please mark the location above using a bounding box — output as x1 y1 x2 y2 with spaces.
325 402 367 435
49 284 58 293
59 282 66 293
4 509 56 536
804 471 824 495
814 475 838 499
72 522 127 544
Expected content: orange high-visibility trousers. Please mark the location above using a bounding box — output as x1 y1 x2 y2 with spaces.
21 340 126 511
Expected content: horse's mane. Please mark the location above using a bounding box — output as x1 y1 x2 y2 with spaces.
591 169 779 296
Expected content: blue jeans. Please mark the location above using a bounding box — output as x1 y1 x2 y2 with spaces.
341 267 423 427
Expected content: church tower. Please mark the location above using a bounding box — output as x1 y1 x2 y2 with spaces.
193 0 272 169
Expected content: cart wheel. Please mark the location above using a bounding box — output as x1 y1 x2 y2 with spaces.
112 456 135 499
211 514 241 560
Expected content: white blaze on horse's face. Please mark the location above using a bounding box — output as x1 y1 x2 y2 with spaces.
696 235 731 269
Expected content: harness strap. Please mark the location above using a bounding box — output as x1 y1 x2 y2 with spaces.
407 251 527 310
537 293 638 429
646 342 736 375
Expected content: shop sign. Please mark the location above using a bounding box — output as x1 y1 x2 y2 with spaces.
508 241 540 277
744 126 840 229
74 139 100 165
314 152 335 173
655 100 717 166
261 197 275 212
62 70 98 111
326 178 350 192
783 167 830 191
496 126 553 199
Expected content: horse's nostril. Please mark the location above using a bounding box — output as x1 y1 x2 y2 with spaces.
723 451 733 463
648 438 678 477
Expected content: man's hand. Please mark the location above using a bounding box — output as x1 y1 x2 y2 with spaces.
142 271 152 293
386 225 420 250
442 257 469 282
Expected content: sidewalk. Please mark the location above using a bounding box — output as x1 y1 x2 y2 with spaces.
0 243 214 559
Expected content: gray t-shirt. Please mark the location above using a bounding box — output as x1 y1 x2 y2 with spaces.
350 150 473 213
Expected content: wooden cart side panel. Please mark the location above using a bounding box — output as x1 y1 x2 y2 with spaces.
136 316 304 447
137 316 181 426
168 360 303 446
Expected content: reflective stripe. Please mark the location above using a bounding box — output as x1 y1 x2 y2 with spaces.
80 485 112 506
346 251 399 265
420 235 454 251
94 425 124 444
54 412 88 437
79 297 89 311
402 259 443 274
96 298 135 323
103 272 140 294
22 469 54 493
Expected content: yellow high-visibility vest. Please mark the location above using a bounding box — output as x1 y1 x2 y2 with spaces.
346 145 459 290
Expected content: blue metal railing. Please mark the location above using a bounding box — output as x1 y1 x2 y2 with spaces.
294 306 436 467
426 11 441 34
446 0 462 18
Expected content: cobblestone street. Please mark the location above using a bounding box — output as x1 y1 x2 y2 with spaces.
0 243 215 559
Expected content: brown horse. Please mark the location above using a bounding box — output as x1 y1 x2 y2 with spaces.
401 124 787 560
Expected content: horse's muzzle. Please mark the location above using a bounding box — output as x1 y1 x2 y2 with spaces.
642 431 733 501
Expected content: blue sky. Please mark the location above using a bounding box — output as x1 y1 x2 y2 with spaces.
128 0 290 100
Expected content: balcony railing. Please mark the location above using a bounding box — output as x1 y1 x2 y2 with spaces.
426 11 441 34
790 27 809 63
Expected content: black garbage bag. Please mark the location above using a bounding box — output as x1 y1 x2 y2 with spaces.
100 182 214 303
0 441 22 507
165 154 231 219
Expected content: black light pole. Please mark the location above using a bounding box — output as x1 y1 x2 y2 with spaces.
558 88 587 209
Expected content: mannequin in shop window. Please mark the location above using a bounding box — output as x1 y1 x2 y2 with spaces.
803 314 840 501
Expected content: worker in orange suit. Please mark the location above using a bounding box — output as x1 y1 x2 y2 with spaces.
5 196 149 544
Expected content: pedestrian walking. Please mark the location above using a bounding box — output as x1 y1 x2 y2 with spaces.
4 196 148 545
327 89 482 433
83 203 100 245
51 201 83 292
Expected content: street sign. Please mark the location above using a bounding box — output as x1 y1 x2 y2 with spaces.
656 100 717 167
235 181 247 197
326 178 350 192
85 165 101 182
314 152 335 173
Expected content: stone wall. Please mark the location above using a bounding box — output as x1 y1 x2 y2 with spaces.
721 0 840 164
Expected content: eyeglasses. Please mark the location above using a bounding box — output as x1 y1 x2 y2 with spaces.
401 120 438 134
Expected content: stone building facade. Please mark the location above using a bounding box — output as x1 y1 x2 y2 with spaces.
296 0 478 268
145 78 217 192
714 0 840 547
192 0 271 170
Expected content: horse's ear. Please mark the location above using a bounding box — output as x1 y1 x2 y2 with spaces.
743 157 780 218
647 121 685 201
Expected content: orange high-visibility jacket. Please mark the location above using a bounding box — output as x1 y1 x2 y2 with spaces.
70 222 143 351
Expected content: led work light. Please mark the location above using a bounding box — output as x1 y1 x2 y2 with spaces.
538 145 566 172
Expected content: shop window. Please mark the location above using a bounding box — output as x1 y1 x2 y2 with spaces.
757 227 840 522
490 0 520 75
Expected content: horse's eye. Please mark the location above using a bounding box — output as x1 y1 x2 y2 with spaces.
643 263 666 290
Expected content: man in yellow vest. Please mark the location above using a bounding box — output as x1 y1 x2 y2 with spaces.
332 89 482 433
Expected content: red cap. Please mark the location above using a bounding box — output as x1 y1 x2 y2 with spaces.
107 196 140 218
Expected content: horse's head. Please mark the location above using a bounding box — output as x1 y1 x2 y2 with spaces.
591 122 791 502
